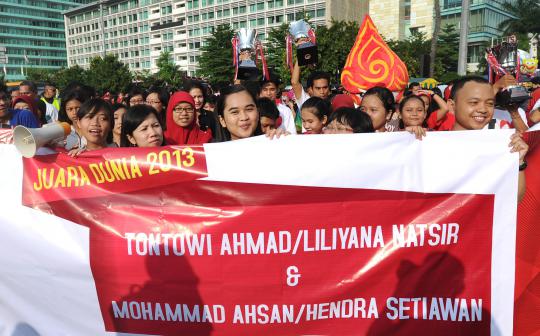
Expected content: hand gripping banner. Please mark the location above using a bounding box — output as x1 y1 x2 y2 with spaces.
0 130 538 335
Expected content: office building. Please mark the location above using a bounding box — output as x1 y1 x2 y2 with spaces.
440 0 516 71
64 0 369 76
0 0 92 81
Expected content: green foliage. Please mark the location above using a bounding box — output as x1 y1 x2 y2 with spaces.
435 24 460 78
499 0 540 35
316 20 360 83
386 31 431 78
87 54 132 94
197 24 235 83
26 68 55 83
54 65 88 91
133 69 158 89
155 51 184 89
265 23 291 84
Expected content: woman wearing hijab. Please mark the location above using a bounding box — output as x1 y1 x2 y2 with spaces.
164 91 212 145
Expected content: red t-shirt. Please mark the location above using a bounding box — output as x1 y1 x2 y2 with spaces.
426 110 455 131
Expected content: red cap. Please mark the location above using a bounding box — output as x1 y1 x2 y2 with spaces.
331 94 355 111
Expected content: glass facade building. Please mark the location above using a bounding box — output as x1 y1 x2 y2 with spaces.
440 0 516 69
0 0 92 81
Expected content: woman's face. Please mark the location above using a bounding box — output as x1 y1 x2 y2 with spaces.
77 110 111 149
189 88 205 111
301 107 327 134
172 102 195 127
14 102 30 111
419 95 430 110
360 95 388 131
146 93 163 113
219 91 258 140
113 107 127 137
65 99 82 124
401 99 426 127
128 113 163 147
129 94 144 106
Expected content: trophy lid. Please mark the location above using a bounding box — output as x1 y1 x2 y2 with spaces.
237 28 257 51
289 20 311 40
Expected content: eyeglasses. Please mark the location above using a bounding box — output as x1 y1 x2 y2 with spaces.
146 100 162 105
173 107 194 114
323 124 353 134
129 99 144 104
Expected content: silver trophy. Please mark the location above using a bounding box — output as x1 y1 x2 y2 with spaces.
289 20 318 66
236 28 259 80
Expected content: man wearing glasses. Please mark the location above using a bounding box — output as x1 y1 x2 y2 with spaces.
0 86 39 129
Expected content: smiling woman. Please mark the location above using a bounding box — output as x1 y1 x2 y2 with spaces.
214 85 262 142
164 91 212 145
76 99 113 151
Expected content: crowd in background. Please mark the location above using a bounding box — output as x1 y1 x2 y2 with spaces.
0 63 534 200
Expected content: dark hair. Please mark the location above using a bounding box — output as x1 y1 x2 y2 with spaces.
76 98 112 121
120 104 164 147
76 98 113 143
19 80 37 93
301 97 330 121
242 80 261 100
256 97 279 121
61 82 96 100
363 86 395 113
58 89 92 124
44 81 56 88
307 71 331 89
147 85 170 110
126 86 146 106
398 95 427 129
184 81 206 104
327 108 374 133
408 82 421 89
450 76 490 100
214 84 261 142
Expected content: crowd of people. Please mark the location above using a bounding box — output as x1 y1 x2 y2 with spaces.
0 60 534 200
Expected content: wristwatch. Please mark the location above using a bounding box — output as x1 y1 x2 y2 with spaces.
519 159 528 171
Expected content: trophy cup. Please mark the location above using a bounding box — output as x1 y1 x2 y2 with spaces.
289 20 318 66
236 28 260 80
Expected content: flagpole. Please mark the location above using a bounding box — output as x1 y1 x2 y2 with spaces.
457 0 470 76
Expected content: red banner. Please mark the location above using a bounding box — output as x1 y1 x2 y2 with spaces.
22 147 495 335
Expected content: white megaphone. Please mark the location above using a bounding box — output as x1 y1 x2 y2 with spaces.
13 122 71 158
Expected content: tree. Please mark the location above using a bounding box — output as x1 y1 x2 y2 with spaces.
435 24 460 81
429 0 441 78
87 54 132 94
26 68 55 83
265 23 291 84
316 20 360 84
198 24 235 83
155 51 184 89
499 0 540 35
53 65 88 91
386 31 431 78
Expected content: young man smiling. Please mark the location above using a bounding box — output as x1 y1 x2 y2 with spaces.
447 76 529 201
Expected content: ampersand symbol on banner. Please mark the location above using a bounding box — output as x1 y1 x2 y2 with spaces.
286 266 301 287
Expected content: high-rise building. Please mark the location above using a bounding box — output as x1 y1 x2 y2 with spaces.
440 0 516 71
369 0 435 40
64 0 369 76
0 0 92 81
368 0 516 72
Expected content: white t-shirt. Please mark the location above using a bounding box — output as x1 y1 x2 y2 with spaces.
277 103 297 134
295 88 310 110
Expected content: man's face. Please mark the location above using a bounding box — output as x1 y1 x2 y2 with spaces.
450 81 495 130
0 93 9 118
19 85 36 99
43 85 56 99
309 79 329 99
260 83 278 101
